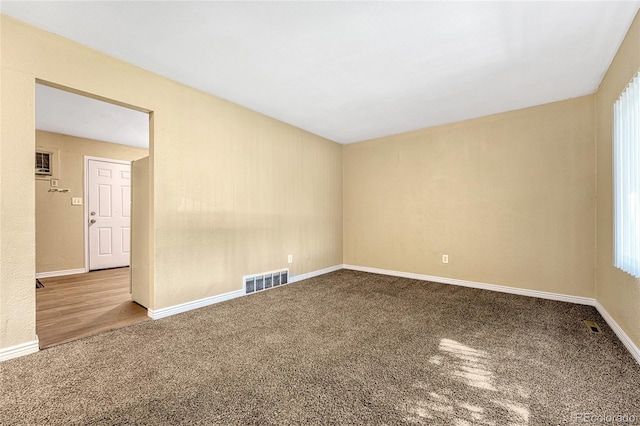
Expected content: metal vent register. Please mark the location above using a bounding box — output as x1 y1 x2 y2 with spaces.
245 269 289 294
584 320 603 334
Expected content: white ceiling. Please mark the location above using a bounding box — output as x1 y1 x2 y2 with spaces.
36 84 149 149
4 1 640 144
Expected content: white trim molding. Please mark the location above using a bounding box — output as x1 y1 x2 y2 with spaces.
0 339 39 362
148 289 245 320
343 264 640 365
289 264 344 284
343 264 594 305
594 301 640 365
36 268 86 279
148 264 344 321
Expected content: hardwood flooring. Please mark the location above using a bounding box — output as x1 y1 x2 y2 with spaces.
36 267 150 349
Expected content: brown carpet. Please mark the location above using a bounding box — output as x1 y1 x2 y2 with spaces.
1 270 638 425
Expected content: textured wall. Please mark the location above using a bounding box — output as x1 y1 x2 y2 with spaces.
151 99 343 309
344 96 596 297
595 11 640 350
0 15 343 349
1 68 36 349
35 131 148 274
131 156 151 308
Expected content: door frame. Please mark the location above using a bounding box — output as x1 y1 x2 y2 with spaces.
83 155 133 272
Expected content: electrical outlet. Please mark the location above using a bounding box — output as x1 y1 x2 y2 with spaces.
287 254 293 264
442 254 449 264
50 179 59 187
71 197 82 206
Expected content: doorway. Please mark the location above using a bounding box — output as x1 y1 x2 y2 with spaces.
35 81 151 348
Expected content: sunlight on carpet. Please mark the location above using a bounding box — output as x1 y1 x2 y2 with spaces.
405 338 530 425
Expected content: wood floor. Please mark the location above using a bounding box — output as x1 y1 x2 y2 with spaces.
36 267 150 349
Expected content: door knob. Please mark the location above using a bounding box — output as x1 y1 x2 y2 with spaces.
90 212 96 216
90 219 96 224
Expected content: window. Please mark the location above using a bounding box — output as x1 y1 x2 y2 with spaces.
613 69 640 278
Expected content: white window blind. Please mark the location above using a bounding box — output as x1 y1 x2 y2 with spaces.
614 70 640 278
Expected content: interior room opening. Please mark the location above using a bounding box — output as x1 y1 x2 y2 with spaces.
34 81 151 349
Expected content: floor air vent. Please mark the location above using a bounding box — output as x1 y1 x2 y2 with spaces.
584 320 602 334
244 269 289 294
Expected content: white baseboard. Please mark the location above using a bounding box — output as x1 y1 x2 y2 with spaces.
289 264 344 284
148 289 245 320
344 264 640 365
8 264 640 366
343 264 594 305
0 339 39 362
594 301 640 365
36 268 86 279
149 264 344 321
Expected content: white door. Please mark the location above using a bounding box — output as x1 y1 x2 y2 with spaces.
88 159 132 270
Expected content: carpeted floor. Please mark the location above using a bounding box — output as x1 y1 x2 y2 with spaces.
1 270 638 425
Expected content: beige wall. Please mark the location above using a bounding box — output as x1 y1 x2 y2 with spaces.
35 130 148 274
131 156 152 308
344 96 596 297
1 15 343 349
1 65 36 349
595 12 640 349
